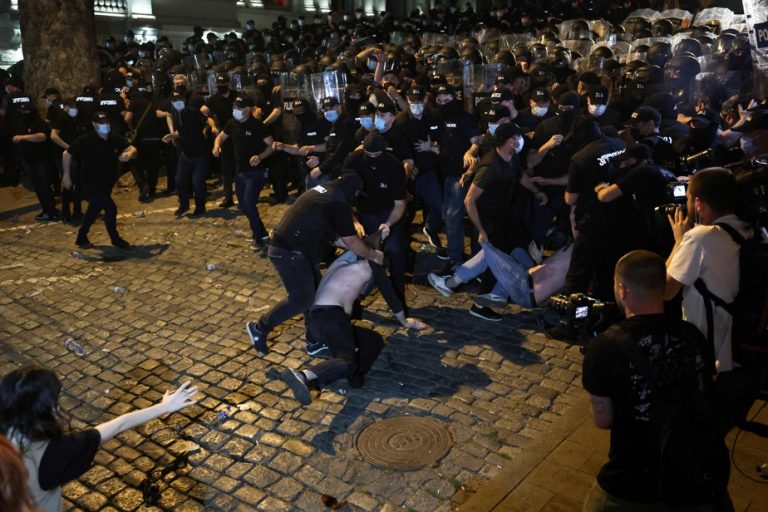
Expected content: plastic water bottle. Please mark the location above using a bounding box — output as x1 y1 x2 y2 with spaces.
205 263 221 271
72 251 88 260
112 286 127 295
133 211 146 218
64 337 86 356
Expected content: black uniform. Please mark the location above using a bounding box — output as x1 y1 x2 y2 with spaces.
13 112 56 217
129 92 167 199
316 113 357 180
206 90 235 202
52 110 84 219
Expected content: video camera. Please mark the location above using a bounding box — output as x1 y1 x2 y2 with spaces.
549 293 620 346
677 148 714 174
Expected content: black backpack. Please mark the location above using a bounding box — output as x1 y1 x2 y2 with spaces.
613 326 730 506
693 222 768 366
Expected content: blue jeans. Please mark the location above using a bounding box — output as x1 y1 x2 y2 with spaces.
442 175 468 264
414 169 443 234
176 152 209 211
454 242 535 308
235 167 268 240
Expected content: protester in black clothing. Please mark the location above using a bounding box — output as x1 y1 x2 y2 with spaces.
127 82 167 202
516 87 553 135
563 117 628 299
63 111 137 248
213 94 274 249
50 99 84 222
164 93 210 217
620 107 677 170
203 73 236 207
585 85 622 130
11 95 57 221
245 173 384 356
582 250 724 511
305 96 356 183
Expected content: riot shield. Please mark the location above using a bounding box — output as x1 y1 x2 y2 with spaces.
499 34 535 52
280 71 312 112
659 9 693 30
690 71 746 103
589 20 613 40
693 8 735 32
464 63 511 113
561 40 594 60
624 9 661 22
309 69 349 111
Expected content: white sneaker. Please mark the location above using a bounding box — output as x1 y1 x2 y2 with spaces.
475 293 507 309
428 272 453 297
528 240 543 264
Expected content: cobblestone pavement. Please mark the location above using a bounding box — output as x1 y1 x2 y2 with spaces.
0 182 585 512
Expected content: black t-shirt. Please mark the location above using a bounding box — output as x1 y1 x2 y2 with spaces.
12 115 51 162
318 114 357 179
378 125 414 162
297 113 332 152
271 182 357 264
615 164 668 213
223 115 271 171
586 106 623 131
343 150 406 215
473 150 520 222
129 94 166 140
530 115 577 179
566 136 626 222
438 104 480 177
52 110 80 146
39 428 101 490
174 106 209 158
97 92 128 134
205 91 234 131
515 108 553 134
638 134 678 170
394 108 444 172
67 130 130 188
582 315 712 502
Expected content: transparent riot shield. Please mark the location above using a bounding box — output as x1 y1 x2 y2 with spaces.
561 40 594 60
589 20 613 40
659 9 693 30
280 71 312 112
229 69 248 93
390 31 406 46
464 63 511 114
690 71 745 103
624 9 661 22
309 69 349 111
499 34 535 52
192 52 212 70
693 8 735 32
435 60 467 105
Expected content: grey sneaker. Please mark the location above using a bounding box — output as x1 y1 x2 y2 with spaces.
281 368 312 405
474 293 507 309
428 272 453 297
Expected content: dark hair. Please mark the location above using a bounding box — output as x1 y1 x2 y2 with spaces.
0 435 35 512
689 167 738 216
0 365 66 447
615 250 666 298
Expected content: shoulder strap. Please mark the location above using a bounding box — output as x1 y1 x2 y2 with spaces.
609 325 656 386
713 221 745 246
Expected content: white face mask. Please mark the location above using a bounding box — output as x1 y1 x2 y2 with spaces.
409 103 424 117
531 105 548 118
232 108 245 121
589 103 607 117
488 123 500 135
172 101 186 111
67 108 78 118
514 137 525 154
96 123 110 135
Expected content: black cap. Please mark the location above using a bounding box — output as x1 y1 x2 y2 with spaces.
357 101 375 117
363 133 387 152
588 85 609 105
490 89 514 104
531 87 550 103
406 86 426 101
578 71 600 85
7 74 23 89
631 106 661 125
615 143 652 163
435 83 455 96
92 111 110 123
482 105 511 122
493 123 524 146
42 87 60 97
321 96 340 109
558 91 581 109
376 101 397 115
233 95 254 108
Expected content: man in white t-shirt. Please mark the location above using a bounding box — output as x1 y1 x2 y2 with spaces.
665 168 750 373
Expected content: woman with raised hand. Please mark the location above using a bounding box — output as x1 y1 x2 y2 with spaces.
0 364 198 512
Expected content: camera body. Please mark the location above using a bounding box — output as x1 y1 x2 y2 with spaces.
550 293 605 325
666 181 688 203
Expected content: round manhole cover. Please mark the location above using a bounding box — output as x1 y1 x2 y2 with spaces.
356 416 454 471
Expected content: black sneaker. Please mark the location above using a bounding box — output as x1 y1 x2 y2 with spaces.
435 248 450 260
246 321 268 355
35 213 57 222
189 209 206 217
111 237 131 249
469 303 502 322
219 199 234 208
281 368 312 405
174 207 189 217
306 340 330 357
75 236 94 248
